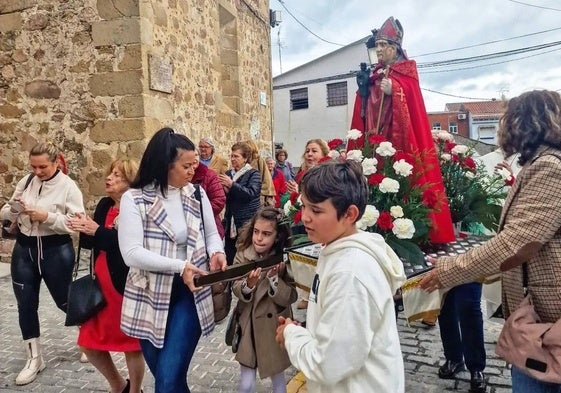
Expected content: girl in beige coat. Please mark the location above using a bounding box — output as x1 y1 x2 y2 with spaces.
231 207 297 393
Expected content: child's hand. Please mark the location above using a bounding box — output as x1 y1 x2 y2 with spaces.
267 262 284 277
276 316 295 349
246 268 262 289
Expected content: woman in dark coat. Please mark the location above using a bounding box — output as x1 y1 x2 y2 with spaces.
218 142 262 266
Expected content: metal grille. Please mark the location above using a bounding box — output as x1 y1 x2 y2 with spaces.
290 88 308 110
326 81 348 106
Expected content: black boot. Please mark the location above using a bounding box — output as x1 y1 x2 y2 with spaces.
437 360 465 379
469 371 486 393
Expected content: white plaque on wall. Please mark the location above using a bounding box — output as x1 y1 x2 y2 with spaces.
149 55 173 94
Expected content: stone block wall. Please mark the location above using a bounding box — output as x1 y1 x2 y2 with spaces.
0 0 272 211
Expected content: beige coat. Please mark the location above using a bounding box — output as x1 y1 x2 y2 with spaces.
232 247 297 378
209 153 229 175
437 146 561 323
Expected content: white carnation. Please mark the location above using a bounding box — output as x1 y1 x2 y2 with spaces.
393 159 413 177
347 129 363 140
346 149 364 161
390 205 404 218
392 218 415 239
356 205 380 230
362 157 378 175
437 131 454 141
375 141 396 157
379 177 400 193
283 200 292 215
451 144 469 155
441 153 452 161
328 150 340 159
464 171 475 179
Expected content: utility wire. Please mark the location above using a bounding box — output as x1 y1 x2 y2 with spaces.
507 0 561 11
421 87 494 101
411 27 561 58
418 40 561 68
276 0 346 47
419 47 561 73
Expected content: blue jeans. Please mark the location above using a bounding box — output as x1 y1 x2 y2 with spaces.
512 366 561 393
140 276 202 393
438 282 486 372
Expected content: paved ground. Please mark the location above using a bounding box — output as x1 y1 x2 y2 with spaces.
0 252 513 392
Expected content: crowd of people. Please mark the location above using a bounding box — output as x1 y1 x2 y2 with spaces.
2 15 561 393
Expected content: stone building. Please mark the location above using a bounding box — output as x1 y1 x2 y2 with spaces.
0 0 273 209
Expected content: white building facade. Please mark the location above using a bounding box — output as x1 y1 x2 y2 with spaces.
272 38 369 163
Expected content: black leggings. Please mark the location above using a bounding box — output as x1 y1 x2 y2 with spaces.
11 240 75 339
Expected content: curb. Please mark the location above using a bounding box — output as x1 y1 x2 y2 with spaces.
286 371 306 393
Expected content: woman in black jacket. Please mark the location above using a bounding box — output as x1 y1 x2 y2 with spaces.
219 142 262 265
68 159 144 393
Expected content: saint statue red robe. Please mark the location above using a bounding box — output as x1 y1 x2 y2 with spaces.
350 59 455 243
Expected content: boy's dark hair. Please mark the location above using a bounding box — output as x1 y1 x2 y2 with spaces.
300 160 368 222
236 206 293 255
132 127 195 196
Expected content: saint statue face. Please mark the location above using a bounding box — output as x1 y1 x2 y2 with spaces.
375 40 397 66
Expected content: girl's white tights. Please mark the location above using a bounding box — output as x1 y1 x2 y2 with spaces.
239 365 286 393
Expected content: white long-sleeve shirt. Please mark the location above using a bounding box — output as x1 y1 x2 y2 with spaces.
118 185 223 274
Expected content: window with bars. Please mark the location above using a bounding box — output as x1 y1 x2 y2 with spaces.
326 82 348 106
290 88 309 110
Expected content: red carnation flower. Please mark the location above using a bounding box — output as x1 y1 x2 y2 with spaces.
444 141 457 153
368 173 385 185
328 138 344 150
463 157 476 169
293 210 302 224
377 211 394 231
289 192 299 204
422 189 439 208
393 151 414 165
368 134 386 146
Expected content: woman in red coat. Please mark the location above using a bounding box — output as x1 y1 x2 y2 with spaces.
190 150 227 239
265 157 287 208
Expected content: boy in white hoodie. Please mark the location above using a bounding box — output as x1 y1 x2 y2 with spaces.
276 160 407 393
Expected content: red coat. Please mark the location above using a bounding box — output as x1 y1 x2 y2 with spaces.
192 163 226 239
271 169 287 208
350 59 454 243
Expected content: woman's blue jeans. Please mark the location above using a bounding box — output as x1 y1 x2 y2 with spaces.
438 282 486 372
512 366 561 393
140 275 201 393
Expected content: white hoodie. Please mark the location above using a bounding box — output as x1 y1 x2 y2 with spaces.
284 231 406 393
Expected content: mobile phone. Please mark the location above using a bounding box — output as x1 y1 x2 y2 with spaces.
8 200 24 213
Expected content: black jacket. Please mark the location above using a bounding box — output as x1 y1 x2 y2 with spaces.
223 168 261 237
79 197 128 295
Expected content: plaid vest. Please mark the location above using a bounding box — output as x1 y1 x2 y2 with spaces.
120 184 214 348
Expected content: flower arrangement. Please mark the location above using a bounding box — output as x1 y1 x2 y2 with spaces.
284 130 444 263
433 130 512 233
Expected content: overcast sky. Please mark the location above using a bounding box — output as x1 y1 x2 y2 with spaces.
269 0 561 111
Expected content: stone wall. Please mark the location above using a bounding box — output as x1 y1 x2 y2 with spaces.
0 0 272 211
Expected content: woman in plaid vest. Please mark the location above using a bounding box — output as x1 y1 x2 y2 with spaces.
118 128 227 393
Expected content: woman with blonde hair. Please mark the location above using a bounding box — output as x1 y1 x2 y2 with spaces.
245 140 276 207
286 139 329 194
68 159 144 393
0 142 84 385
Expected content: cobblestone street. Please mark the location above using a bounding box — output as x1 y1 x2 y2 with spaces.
0 259 512 392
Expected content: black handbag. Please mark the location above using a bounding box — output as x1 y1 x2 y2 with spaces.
65 247 106 326
225 305 242 353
